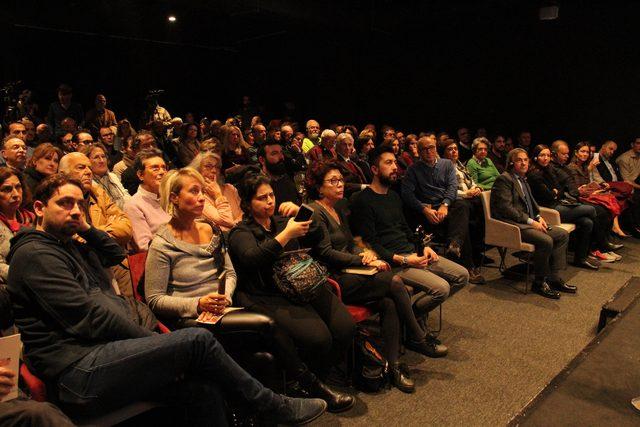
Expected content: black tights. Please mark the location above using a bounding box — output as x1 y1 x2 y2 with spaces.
337 272 426 364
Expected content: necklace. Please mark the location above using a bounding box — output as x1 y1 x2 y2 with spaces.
317 199 340 224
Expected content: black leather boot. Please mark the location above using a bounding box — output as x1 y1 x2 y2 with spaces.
294 369 355 413
388 362 415 394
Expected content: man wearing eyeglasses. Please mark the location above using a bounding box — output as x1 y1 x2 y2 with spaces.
99 126 122 166
402 136 476 279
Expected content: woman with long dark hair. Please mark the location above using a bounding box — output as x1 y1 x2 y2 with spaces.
228 173 356 413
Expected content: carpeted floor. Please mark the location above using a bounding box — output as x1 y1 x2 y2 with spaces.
311 237 640 426
516 282 640 427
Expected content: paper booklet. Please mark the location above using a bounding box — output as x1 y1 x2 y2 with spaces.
196 307 244 325
0 334 21 402
341 266 378 275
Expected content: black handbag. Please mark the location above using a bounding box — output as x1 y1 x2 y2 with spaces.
272 249 328 304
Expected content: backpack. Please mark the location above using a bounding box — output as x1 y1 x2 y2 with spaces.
353 328 388 392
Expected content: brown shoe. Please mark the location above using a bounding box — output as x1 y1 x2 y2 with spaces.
469 268 485 285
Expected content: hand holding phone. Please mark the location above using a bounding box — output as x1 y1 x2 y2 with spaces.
294 203 314 222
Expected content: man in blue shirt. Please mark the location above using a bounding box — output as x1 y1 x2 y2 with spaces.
401 135 481 283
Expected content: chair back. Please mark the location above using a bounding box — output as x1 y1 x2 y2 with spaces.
127 252 148 302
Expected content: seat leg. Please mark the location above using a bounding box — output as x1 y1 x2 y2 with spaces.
524 254 531 294
498 247 508 273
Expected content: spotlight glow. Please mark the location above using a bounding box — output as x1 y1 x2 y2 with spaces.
168 15 177 23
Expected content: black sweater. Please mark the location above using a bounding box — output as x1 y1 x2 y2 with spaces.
7 227 153 381
228 215 320 297
349 188 415 263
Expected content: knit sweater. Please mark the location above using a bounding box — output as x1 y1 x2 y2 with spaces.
145 223 237 319
124 186 171 252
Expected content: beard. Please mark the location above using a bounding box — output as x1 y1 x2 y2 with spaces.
266 159 287 176
308 130 320 139
378 172 397 187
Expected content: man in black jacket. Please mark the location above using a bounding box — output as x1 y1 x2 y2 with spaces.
490 149 575 299
6 174 325 425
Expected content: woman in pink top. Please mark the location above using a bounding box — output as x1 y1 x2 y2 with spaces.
190 152 242 231
124 149 171 251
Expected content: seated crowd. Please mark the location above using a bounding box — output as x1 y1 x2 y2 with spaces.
2 84 640 425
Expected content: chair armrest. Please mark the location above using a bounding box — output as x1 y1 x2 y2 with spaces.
20 363 47 402
484 218 524 250
539 207 561 225
326 278 342 301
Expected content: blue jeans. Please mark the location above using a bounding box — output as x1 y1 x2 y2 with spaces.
56 328 280 425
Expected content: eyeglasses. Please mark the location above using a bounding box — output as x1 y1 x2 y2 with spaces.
323 177 344 186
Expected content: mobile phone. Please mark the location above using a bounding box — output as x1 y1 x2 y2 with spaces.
218 271 226 295
294 203 314 222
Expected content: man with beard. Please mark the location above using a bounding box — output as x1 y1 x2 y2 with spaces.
258 140 301 215
350 146 468 357
302 119 321 153
488 134 508 173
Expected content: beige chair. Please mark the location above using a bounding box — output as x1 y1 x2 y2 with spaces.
479 191 575 293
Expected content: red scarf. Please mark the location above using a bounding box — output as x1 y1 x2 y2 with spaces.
0 208 35 233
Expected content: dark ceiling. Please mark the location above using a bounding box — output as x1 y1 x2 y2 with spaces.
3 1 640 143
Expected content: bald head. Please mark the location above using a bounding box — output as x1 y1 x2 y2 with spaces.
59 152 93 192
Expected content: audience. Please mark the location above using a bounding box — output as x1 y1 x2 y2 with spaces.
491 148 574 299
351 145 469 356
0 168 35 284
527 144 602 269
81 143 131 210
124 149 171 251
1 136 28 172
23 142 62 195
190 152 243 231
305 162 436 393
229 173 356 412
401 135 481 283
466 137 500 190
7 173 326 425
5 81 640 423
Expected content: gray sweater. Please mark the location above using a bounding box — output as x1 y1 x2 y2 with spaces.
144 223 237 319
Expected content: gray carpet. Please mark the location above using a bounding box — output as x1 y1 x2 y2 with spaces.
311 238 640 426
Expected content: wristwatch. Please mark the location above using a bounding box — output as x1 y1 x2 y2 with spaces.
401 256 409 267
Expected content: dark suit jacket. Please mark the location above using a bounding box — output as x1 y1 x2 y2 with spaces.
596 158 621 182
490 172 540 229
336 156 366 197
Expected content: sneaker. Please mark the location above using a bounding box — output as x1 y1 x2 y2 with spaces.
605 251 622 261
469 267 486 284
591 250 616 263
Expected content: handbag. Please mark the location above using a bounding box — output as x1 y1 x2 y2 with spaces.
353 327 389 392
272 249 328 304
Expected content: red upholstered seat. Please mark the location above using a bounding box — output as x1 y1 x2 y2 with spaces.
326 278 374 322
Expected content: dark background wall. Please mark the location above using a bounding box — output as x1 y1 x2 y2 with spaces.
2 0 640 145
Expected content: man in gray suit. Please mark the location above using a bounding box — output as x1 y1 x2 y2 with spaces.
490 148 575 299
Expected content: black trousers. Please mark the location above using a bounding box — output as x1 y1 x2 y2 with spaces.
520 225 569 283
235 284 355 379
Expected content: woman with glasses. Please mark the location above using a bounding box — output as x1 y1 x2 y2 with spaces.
304 162 441 393
189 152 242 231
228 172 356 413
466 137 500 190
